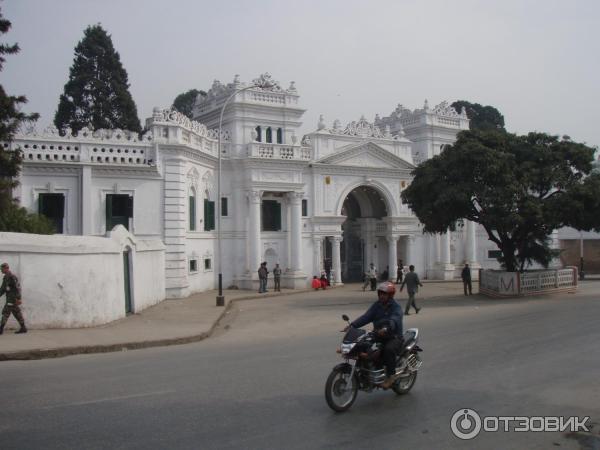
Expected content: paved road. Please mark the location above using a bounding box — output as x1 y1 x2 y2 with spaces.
1 283 599 449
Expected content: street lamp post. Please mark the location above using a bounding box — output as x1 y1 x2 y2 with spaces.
216 75 275 306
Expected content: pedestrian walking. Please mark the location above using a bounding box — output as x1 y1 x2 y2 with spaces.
461 263 472 295
0 263 27 334
381 266 389 281
362 271 370 291
395 259 404 284
400 265 423 315
367 263 378 291
273 263 282 292
257 262 268 293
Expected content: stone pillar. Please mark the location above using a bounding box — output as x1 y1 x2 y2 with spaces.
466 220 481 279
443 232 451 265
287 192 303 272
332 236 343 285
247 190 262 275
81 166 92 235
406 235 415 267
387 236 398 280
433 230 455 280
466 221 476 262
435 233 442 264
312 237 322 277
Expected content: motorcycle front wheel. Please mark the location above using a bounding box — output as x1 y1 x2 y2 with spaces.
325 366 358 412
392 371 417 395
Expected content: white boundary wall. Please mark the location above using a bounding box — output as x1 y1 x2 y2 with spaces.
479 268 578 297
0 226 165 328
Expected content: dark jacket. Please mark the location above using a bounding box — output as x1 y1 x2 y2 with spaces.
461 267 471 282
0 272 22 304
351 299 403 337
258 266 268 279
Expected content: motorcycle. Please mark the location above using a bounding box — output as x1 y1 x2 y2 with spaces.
325 314 423 412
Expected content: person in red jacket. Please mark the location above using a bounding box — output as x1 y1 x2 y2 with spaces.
311 276 321 290
319 274 329 289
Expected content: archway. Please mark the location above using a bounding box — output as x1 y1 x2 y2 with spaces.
340 186 389 282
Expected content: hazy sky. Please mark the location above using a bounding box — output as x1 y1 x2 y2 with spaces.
3 0 599 147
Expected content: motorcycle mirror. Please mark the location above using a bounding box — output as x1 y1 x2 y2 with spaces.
342 314 349 322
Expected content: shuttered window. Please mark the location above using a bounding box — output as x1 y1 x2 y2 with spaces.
262 200 281 231
39 193 65 233
204 199 215 231
106 194 133 231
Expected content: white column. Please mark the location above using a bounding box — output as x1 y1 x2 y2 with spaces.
406 235 415 267
332 236 343 285
466 220 477 264
435 233 442 264
81 166 92 235
288 192 303 272
312 237 322 277
387 236 398 279
443 231 451 265
247 190 262 275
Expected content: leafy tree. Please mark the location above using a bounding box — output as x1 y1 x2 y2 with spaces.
54 24 141 134
0 8 54 234
401 129 600 272
172 89 206 119
451 100 505 131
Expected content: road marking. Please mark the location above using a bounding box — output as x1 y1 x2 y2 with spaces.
42 389 176 409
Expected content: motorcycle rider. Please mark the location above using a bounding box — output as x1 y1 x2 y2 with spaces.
347 281 404 389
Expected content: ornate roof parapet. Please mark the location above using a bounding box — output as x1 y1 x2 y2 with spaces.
16 123 152 143
7 123 156 168
193 73 301 118
376 100 469 131
315 115 406 141
146 107 228 157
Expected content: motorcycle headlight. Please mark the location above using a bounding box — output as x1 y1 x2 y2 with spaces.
341 343 356 355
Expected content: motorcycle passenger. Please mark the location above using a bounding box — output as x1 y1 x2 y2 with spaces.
348 281 404 389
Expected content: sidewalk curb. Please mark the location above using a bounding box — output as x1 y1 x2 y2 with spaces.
0 286 336 362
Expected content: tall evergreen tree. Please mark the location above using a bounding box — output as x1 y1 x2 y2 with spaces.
0 7 54 233
54 24 141 134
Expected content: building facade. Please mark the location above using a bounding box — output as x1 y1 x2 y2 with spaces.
8 73 551 299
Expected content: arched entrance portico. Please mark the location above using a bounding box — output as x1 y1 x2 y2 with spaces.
340 185 390 282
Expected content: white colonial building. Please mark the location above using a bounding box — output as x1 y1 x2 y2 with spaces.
7 73 522 303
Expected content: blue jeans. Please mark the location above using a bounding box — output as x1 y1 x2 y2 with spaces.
259 278 267 293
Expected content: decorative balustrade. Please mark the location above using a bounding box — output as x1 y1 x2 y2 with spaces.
247 143 312 161
479 267 577 297
6 126 157 167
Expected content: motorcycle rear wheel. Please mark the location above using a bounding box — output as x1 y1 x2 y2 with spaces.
392 371 417 395
325 366 358 412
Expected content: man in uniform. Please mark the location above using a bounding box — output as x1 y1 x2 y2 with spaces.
0 263 27 334
273 263 282 292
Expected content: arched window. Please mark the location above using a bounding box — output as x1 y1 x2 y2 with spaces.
255 126 262 142
189 187 196 231
266 127 273 143
276 128 283 144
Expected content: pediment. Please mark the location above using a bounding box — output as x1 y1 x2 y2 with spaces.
316 142 415 170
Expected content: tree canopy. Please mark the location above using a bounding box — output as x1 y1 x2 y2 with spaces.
172 89 206 119
0 8 54 233
54 24 141 134
451 100 505 131
401 129 600 272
